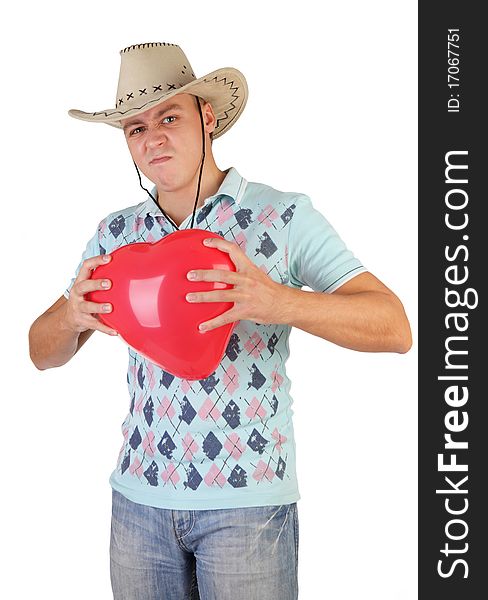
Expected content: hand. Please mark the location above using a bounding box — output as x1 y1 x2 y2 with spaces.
185 237 287 332
63 254 118 336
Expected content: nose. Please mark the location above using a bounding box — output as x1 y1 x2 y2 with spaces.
146 124 167 148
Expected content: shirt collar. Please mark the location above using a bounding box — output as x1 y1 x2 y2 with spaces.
135 166 248 218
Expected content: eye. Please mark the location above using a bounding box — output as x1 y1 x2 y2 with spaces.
129 126 144 136
128 116 177 136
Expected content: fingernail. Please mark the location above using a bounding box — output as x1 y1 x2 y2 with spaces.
187 271 197 280
103 304 111 312
101 280 110 288
203 239 212 245
199 323 206 331
110 330 118 336
103 255 110 261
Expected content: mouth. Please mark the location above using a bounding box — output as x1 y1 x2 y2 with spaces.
149 156 171 165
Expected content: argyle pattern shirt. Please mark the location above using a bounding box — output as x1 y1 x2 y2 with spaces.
65 167 366 510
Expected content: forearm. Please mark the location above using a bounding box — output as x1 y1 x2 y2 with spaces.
29 303 80 370
277 285 412 353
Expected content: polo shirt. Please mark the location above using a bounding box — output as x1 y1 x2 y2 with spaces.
64 166 367 510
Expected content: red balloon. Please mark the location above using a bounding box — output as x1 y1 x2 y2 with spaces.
86 229 238 380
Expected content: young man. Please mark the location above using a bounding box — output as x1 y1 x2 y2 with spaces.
29 42 412 599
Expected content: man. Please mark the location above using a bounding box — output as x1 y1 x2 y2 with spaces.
29 42 412 599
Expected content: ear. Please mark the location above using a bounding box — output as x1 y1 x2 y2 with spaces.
202 100 217 136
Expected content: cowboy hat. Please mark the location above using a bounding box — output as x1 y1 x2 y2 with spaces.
68 42 248 139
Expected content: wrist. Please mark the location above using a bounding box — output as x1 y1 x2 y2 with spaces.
58 300 79 336
273 283 298 326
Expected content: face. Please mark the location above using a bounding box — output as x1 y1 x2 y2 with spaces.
121 93 216 192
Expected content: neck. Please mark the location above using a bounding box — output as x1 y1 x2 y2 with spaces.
155 156 227 228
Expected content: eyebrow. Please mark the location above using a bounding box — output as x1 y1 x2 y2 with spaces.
122 104 185 130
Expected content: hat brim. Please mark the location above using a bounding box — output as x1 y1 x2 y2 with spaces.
68 67 248 140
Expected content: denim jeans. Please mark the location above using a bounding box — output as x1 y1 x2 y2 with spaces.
110 488 299 599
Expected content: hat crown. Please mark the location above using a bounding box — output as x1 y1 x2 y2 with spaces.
68 41 249 139
115 43 196 111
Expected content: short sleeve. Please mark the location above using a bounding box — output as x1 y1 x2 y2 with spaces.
63 223 103 299
288 194 367 292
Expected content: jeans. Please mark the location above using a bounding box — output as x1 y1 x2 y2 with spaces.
110 488 299 599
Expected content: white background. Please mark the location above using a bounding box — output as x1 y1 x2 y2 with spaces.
3 1 417 598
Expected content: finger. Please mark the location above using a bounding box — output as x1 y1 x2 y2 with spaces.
203 238 243 269
76 253 112 283
84 315 118 336
203 237 236 252
75 276 112 296
186 290 235 304
187 269 240 284
80 299 113 315
199 309 238 333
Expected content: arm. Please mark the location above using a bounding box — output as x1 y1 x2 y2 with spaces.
276 272 412 354
185 239 412 354
29 295 95 371
29 254 117 371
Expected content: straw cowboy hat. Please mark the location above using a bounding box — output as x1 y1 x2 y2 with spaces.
68 42 248 139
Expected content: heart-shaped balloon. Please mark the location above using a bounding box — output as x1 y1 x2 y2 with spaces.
86 229 238 380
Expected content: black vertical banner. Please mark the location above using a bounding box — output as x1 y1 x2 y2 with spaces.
419 2 486 598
